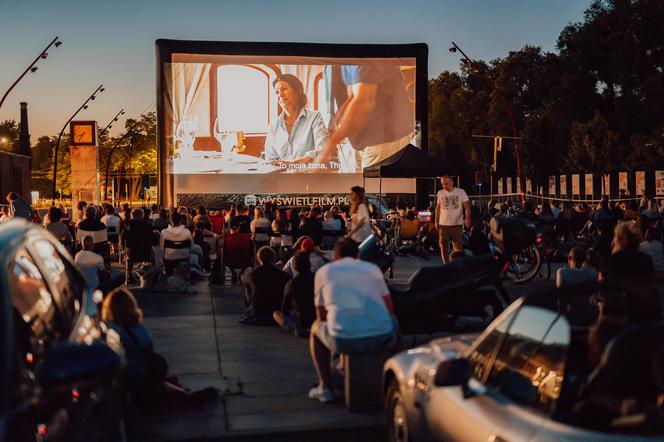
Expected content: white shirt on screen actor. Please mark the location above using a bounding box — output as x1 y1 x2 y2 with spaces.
263 108 328 162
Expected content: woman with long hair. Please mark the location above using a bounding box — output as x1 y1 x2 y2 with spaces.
348 186 372 243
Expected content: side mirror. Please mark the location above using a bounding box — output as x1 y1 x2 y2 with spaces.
433 358 471 387
38 343 121 385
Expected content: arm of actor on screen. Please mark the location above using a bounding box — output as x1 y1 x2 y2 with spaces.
315 82 378 164
292 112 329 164
263 122 279 161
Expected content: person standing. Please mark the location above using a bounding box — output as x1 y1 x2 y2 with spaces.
347 186 372 244
435 176 470 263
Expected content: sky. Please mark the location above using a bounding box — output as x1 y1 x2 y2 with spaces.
0 0 592 141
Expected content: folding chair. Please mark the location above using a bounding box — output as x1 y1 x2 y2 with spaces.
163 239 192 277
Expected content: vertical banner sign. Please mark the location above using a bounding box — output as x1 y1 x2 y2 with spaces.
516 176 522 194
603 174 611 196
497 178 503 194
585 173 593 197
656 171 664 197
506 177 513 194
572 174 580 196
635 171 645 195
548 176 556 196
526 178 532 194
619 172 628 194
560 175 567 197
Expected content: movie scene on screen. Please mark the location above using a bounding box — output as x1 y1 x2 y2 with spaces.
163 54 417 174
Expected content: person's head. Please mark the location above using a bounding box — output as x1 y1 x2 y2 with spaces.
292 250 312 274
599 197 609 210
151 204 159 213
300 237 316 253
47 206 62 223
323 210 332 220
567 246 587 269
197 206 207 216
177 206 188 216
254 207 264 219
440 176 454 191
84 205 96 220
256 246 276 266
101 287 143 327
104 205 114 216
170 211 182 227
235 203 244 215
193 228 204 244
350 186 365 205
540 201 552 216
229 219 240 232
120 202 128 210
131 208 144 221
330 206 340 216
82 235 95 251
309 206 322 220
333 238 359 260
612 222 641 254
272 74 307 113
6 192 19 203
645 228 658 243
158 208 167 219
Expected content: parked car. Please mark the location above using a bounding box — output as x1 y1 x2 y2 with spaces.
0 220 125 442
383 292 664 441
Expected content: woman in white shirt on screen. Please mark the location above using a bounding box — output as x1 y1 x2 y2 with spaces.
263 74 329 167
347 186 372 244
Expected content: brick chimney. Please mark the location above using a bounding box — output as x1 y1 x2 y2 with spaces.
19 102 31 156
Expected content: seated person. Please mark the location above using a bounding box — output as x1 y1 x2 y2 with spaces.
399 211 419 241
75 235 123 294
639 229 664 273
321 211 343 249
283 237 326 276
556 247 598 289
239 246 290 324
101 204 121 252
121 209 154 284
273 251 315 337
308 238 396 403
151 230 163 271
76 205 109 259
160 211 193 276
45 206 73 248
102 288 218 411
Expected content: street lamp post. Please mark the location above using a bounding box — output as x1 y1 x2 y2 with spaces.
449 41 524 200
51 84 105 204
0 37 62 112
105 129 138 206
99 108 125 138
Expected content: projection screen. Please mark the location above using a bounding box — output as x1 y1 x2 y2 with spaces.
156 40 428 207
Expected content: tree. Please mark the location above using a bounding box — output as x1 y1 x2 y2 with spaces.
0 120 19 152
566 111 621 173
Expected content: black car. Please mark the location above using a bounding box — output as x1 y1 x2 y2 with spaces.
0 220 125 442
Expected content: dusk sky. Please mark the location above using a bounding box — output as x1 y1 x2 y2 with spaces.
1 0 592 140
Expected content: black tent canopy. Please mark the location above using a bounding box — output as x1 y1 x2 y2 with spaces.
362 144 452 178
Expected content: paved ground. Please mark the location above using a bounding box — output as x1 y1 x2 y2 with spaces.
127 254 560 442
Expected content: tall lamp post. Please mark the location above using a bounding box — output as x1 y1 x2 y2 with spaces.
51 84 104 204
449 41 524 200
99 108 125 138
0 36 62 112
105 128 138 206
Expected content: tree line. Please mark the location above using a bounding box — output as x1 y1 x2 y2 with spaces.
428 0 664 184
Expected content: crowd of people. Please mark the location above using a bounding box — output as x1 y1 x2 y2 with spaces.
4 181 664 412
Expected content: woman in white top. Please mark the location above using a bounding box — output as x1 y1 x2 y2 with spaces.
271 208 293 248
250 207 272 249
347 186 372 244
639 229 664 272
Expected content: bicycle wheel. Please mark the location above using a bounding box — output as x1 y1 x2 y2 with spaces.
505 244 542 284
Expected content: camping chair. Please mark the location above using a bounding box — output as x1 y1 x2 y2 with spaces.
222 232 253 283
163 239 192 277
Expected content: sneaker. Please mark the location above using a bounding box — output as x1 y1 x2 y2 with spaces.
308 386 335 403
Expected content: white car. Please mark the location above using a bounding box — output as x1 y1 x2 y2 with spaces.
383 293 664 441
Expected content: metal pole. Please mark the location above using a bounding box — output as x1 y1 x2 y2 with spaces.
0 37 61 112
451 42 524 202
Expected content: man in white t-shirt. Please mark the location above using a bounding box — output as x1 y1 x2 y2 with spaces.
435 175 471 263
308 238 396 403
